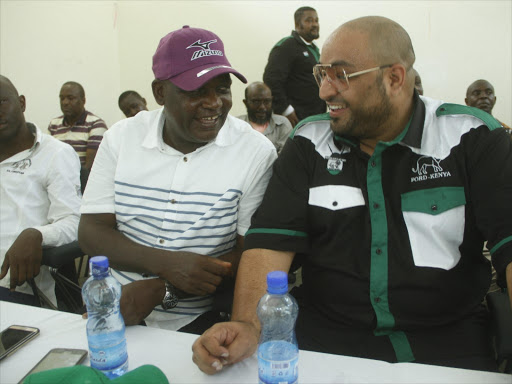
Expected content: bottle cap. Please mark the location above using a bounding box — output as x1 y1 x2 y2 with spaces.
89 256 109 276
266 271 288 294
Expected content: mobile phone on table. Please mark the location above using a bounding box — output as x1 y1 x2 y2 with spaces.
0 325 40 361
18 348 88 383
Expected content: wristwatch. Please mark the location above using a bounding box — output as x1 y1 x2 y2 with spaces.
161 280 179 310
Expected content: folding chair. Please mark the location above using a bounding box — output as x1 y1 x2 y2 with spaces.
30 241 86 314
486 289 512 373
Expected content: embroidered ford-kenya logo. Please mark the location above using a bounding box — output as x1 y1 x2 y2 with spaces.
411 156 451 182
327 154 346 175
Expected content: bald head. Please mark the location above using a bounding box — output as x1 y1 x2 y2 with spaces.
333 16 415 70
0 75 19 96
244 82 271 99
0 75 28 146
465 79 496 114
243 82 273 125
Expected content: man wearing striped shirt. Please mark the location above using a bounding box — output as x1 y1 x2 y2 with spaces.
78 26 277 333
48 81 107 170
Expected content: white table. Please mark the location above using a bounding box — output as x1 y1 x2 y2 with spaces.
0 302 510 384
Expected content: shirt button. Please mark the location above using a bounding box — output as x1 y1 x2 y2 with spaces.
373 203 380 209
374 297 381 303
333 201 338 206
171 199 176 204
431 205 438 211
183 157 188 162
371 161 377 167
376 248 382 255
159 239 165 244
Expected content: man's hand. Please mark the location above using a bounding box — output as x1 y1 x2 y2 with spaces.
285 111 299 127
162 252 232 296
192 321 259 374
0 228 43 290
120 279 165 325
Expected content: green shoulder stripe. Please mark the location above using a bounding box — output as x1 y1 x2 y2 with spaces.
490 235 512 255
275 36 293 48
290 113 331 139
436 104 502 130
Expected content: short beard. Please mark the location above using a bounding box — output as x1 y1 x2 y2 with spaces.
248 110 272 125
330 73 393 140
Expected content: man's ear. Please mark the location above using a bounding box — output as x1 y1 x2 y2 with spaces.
142 98 147 107
152 80 165 106
464 97 469 106
19 95 26 113
243 99 248 109
387 64 407 95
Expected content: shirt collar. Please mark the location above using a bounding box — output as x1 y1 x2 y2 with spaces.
27 122 42 152
63 110 88 126
142 109 237 153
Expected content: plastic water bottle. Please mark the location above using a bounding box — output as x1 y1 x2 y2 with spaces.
82 256 128 378
257 271 299 384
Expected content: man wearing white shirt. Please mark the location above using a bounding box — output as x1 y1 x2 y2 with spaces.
78 26 277 333
0 75 81 306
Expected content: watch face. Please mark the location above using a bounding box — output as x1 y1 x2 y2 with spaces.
163 294 179 309
162 283 179 310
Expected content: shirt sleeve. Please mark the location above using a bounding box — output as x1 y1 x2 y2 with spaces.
469 127 512 286
32 144 81 247
263 41 295 116
245 135 312 253
276 119 293 153
80 128 118 214
87 118 108 150
236 143 278 235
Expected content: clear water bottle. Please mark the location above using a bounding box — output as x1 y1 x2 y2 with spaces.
257 271 299 384
82 256 128 378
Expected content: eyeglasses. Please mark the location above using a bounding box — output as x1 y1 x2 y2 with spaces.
313 64 393 91
247 98 272 107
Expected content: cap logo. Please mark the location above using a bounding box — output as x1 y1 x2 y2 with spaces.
187 39 223 61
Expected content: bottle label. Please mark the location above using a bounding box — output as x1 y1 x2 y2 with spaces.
89 338 128 371
258 342 298 384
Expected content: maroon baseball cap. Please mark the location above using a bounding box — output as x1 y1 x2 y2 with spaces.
152 26 247 91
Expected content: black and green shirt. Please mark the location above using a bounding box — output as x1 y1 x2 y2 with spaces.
246 95 512 363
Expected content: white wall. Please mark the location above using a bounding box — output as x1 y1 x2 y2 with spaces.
1 0 511 131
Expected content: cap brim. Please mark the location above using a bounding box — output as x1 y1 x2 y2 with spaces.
168 63 247 91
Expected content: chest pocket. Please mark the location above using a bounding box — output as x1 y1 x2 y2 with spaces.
401 187 466 270
309 185 365 211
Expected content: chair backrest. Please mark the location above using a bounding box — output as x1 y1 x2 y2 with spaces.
486 289 512 373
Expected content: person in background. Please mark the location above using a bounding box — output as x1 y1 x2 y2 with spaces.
78 26 277 334
263 6 326 127
48 81 108 171
0 75 81 307
192 16 512 374
118 90 148 118
413 69 423 95
465 79 510 130
237 82 293 153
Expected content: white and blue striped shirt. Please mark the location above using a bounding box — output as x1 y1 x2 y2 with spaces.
81 109 277 330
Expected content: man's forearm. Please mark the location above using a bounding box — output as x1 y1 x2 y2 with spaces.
78 213 166 275
231 248 294 330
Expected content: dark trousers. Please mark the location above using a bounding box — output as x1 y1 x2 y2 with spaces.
177 311 230 335
0 287 40 307
294 297 497 372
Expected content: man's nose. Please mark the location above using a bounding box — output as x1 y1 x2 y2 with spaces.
318 77 338 101
203 90 222 108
